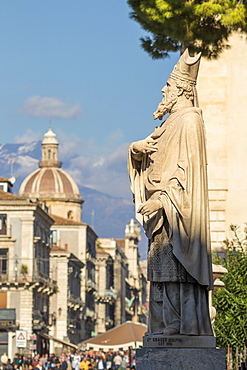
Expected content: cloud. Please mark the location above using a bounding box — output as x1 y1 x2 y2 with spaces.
23 96 82 119
14 129 42 143
55 129 83 161
65 143 131 199
108 129 124 143
106 143 129 173
15 156 38 176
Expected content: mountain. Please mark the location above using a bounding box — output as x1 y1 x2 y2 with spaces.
0 141 138 242
81 185 135 237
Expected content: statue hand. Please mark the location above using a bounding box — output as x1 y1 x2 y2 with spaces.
137 199 162 216
132 137 157 154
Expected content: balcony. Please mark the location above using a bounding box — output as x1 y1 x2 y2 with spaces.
86 279 97 291
34 271 51 285
0 270 31 286
68 293 84 310
84 307 95 319
38 160 62 168
32 310 48 331
0 270 56 294
33 272 57 294
105 316 114 327
95 288 117 303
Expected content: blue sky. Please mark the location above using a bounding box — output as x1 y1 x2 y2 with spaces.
0 1 179 199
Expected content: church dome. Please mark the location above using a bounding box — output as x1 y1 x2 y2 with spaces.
19 128 83 221
19 167 82 201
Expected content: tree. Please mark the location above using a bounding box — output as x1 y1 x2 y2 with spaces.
127 0 247 59
213 225 247 352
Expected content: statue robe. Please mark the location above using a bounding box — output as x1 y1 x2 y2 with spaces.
128 106 213 290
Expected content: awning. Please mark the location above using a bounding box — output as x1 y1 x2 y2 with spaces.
80 321 147 351
40 333 78 349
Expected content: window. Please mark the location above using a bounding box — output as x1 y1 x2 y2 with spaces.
0 215 7 235
50 230 57 245
0 249 8 275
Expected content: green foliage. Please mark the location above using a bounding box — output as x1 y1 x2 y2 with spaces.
20 264 28 274
213 225 247 351
127 0 247 59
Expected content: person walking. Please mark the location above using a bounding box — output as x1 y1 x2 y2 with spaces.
96 357 106 370
112 353 121 370
79 358 90 370
71 353 80 370
1 354 8 370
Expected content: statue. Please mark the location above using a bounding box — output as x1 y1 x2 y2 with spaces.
128 50 213 336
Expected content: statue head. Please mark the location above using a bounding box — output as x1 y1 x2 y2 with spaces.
153 49 201 120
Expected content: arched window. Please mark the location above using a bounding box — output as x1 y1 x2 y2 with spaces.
67 211 73 220
48 149 51 160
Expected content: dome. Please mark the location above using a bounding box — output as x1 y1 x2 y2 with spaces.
19 167 82 202
19 128 83 221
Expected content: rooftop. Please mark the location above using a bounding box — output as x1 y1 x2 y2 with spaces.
0 190 26 201
0 177 11 183
115 238 125 252
50 214 86 226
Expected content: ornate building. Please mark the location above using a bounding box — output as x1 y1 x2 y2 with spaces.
19 128 83 222
0 186 55 356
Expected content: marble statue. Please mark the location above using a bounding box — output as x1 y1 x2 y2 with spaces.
128 49 213 336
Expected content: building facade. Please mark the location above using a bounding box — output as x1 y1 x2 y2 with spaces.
96 220 147 334
95 248 116 335
49 245 84 352
198 32 247 251
49 214 98 342
0 188 54 357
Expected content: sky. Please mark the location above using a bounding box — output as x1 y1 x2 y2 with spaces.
0 1 179 200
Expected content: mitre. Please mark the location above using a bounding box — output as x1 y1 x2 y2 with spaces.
170 49 201 84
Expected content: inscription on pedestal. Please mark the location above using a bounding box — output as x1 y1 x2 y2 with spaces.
143 335 216 348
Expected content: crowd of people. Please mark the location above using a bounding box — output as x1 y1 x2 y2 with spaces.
1 349 136 370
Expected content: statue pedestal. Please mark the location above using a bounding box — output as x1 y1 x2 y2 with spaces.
136 336 226 370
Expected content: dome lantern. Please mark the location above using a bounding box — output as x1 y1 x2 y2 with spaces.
39 128 62 168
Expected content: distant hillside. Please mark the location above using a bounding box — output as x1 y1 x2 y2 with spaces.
80 185 134 237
